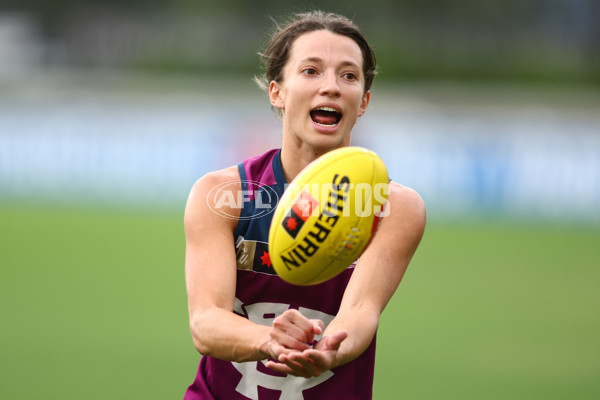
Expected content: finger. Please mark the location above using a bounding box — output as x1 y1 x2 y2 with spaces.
265 360 309 378
270 326 312 350
265 360 296 376
278 309 307 325
268 341 302 360
274 310 318 343
278 310 318 340
269 332 310 354
328 330 348 349
302 348 331 368
288 352 321 377
267 354 312 378
317 330 348 351
309 319 325 336
279 352 309 368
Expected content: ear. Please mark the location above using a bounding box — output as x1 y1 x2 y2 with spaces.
269 81 285 110
358 90 370 117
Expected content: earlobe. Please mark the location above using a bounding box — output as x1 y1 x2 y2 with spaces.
358 90 371 117
269 81 285 110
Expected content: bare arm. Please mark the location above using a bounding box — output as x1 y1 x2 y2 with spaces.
185 168 323 363
266 182 426 376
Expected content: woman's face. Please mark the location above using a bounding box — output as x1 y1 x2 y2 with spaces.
269 30 370 152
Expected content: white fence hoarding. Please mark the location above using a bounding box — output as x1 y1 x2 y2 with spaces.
1 85 599 223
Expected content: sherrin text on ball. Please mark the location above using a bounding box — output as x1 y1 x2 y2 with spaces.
268 147 389 285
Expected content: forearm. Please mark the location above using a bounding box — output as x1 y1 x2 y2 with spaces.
190 306 270 362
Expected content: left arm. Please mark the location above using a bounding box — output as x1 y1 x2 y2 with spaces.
266 182 427 377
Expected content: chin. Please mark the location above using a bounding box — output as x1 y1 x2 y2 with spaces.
305 134 350 154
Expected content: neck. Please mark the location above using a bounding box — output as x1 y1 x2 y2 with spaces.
279 135 349 183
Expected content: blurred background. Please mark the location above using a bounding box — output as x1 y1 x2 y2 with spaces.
1 1 599 399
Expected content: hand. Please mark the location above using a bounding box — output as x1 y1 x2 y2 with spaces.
265 330 348 378
265 309 324 361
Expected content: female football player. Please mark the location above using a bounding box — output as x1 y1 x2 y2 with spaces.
183 11 426 399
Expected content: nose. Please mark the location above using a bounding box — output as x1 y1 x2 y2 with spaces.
319 73 341 98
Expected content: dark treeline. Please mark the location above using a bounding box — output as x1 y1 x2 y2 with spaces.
3 0 599 85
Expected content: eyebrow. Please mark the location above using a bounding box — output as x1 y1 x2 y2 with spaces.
299 57 361 70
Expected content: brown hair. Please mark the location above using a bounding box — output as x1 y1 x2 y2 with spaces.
255 11 377 94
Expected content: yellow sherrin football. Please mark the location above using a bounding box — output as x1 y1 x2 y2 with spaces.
268 146 389 285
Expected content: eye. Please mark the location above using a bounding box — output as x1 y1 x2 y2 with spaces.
302 67 318 76
343 72 358 81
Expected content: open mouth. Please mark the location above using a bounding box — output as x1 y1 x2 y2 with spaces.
310 106 342 128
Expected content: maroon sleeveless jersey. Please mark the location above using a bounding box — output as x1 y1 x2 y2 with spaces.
184 149 376 400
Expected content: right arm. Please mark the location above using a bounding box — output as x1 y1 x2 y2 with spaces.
184 168 321 363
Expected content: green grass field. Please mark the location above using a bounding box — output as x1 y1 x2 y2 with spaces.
1 204 599 399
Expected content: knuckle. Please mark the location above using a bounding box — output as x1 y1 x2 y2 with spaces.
272 320 288 331
285 309 301 319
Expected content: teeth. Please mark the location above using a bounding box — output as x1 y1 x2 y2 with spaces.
316 106 340 113
311 106 341 127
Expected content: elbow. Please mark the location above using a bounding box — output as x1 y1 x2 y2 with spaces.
189 315 213 356
188 306 267 362
191 335 210 357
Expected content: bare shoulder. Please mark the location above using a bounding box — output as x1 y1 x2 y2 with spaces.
187 166 240 202
368 181 427 257
386 181 427 232
185 166 241 231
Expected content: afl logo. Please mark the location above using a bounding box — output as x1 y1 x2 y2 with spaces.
206 180 279 220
